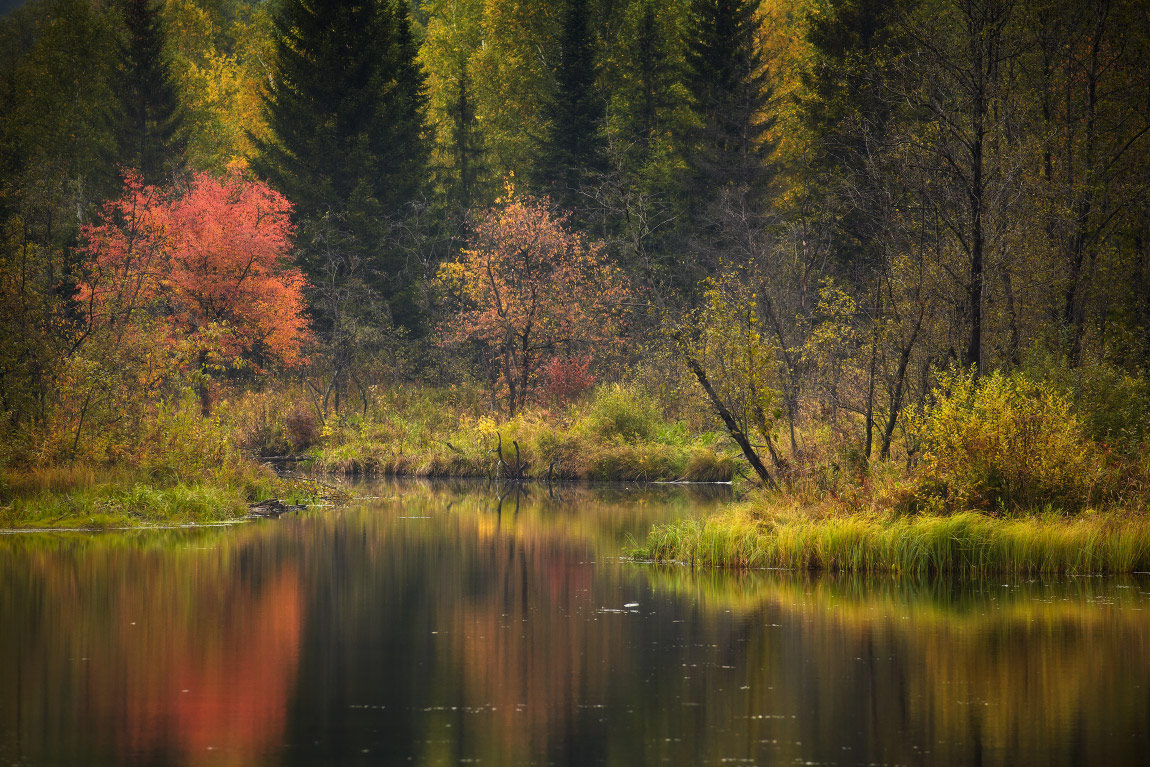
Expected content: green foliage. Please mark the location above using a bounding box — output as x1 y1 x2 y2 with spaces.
255 0 424 218
605 0 690 171
913 370 1108 513
675 267 782 457
253 0 427 323
1025 354 1150 453
0 475 247 529
535 0 606 210
0 1 124 440
420 0 489 214
311 382 736 482
581 383 660 443
801 0 910 168
114 0 187 182
683 0 776 212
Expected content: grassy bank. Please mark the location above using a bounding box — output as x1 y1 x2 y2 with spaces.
305 384 738 482
2 468 253 529
0 464 325 530
631 367 1150 575
631 502 1150 575
1 399 324 529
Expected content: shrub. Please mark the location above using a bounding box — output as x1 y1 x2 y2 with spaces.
913 370 1108 513
540 354 597 405
231 391 293 456
1068 363 1150 451
285 403 320 451
582 384 660 443
229 390 318 455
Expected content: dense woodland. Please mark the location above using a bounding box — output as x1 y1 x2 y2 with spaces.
1 0 1149 506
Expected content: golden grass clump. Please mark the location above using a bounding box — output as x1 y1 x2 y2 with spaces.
633 502 1150 575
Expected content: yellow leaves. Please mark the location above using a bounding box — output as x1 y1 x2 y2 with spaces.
676 268 781 431
165 0 272 170
914 369 1108 511
497 173 517 204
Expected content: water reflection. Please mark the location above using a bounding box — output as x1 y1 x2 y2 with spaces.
1 482 1147 766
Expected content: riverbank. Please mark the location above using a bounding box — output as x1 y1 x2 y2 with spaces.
631 501 1150 575
309 384 737 482
0 465 328 530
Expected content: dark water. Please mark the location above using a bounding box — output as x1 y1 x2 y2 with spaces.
1 481 1148 767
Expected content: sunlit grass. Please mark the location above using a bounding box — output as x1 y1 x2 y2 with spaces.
631 503 1150 574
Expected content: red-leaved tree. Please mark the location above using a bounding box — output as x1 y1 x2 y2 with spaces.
438 191 629 415
78 171 308 413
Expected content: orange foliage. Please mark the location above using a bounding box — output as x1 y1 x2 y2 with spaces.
438 191 629 414
78 171 309 374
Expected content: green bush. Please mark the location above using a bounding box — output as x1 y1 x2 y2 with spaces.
913 370 1108 513
581 384 660 443
1068 363 1150 451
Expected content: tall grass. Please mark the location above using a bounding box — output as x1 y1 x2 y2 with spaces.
310 383 738 482
0 396 303 528
632 506 1150 575
0 475 250 529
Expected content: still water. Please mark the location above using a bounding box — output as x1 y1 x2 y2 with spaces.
1 481 1148 766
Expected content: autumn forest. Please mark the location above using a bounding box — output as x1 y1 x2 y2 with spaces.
4 2 1150 764
1 0 1149 568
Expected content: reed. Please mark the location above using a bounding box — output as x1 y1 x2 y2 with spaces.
632 505 1150 575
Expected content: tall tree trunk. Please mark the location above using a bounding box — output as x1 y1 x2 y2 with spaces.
864 284 881 461
966 121 985 376
881 310 924 461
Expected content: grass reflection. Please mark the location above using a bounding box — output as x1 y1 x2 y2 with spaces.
641 565 1150 764
0 483 1146 766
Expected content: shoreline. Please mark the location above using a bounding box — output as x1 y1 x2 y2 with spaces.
629 503 1150 575
7 472 1148 578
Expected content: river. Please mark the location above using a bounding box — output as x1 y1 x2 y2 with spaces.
1 480 1147 766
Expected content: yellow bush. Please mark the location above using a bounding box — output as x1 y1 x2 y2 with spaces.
913 370 1108 513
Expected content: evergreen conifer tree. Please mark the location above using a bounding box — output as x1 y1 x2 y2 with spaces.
115 0 185 184
625 1 678 155
380 1 429 210
801 0 908 171
682 0 775 213
253 0 427 324
447 66 482 215
800 0 912 271
537 0 605 212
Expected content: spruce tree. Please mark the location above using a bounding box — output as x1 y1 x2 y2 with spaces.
447 66 482 215
626 0 678 154
253 0 427 323
800 0 912 271
682 0 775 213
608 0 689 187
537 0 605 212
114 0 185 184
379 1 429 211
801 0 909 172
